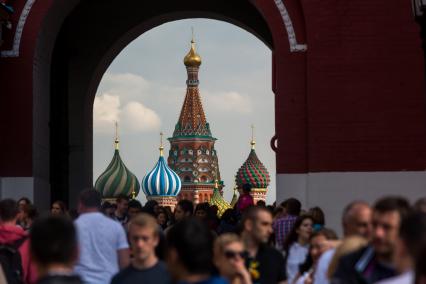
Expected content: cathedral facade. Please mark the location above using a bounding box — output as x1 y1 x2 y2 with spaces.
167 38 223 204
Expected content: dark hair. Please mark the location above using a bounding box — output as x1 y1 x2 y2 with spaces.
310 227 338 241
30 216 77 266
24 205 39 220
373 196 411 221
416 244 426 284
309 207 325 226
242 183 252 193
128 199 142 210
414 197 426 213
177 199 194 215
17 197 31 206
256 200 266 207
399 212 426 259
167 218 214 274
143 200 159 216
195 202 210 214
52 200 67 213
0 199 19 222
79 189 101 209
284 198 302 216
116 194 129 203
283 215 314 253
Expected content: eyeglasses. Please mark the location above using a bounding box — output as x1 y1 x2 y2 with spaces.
224 250 246 259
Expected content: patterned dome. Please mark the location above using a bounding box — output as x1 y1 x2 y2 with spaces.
95 145 140 198
235 144 270 189
209 182 231 217
142 139 182 197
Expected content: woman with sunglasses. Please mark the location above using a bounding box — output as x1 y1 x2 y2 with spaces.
214 233 252 284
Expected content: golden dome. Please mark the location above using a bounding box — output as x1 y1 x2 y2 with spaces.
184 39 202 67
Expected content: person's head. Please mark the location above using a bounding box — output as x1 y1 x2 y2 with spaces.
309 228 338 264
143 200 159 216
283 215 314 252
256 200 266 207
30 216 77 275
284 198 301 216
416 244 426 284
17 197 31 212
414 197 426 213
23 205 39 226
0 199 19 224
242 183 252 194
116 194 129 214
241 206 273 244
309 207 325 230
128 199 142 220
101 201 115 218
156 208 168 227
395 212 426 272
174 199 194 222
195 203 210 221
51 200 67 216
128 213 160 264
78 189 101 213
372 196 411 259
342 201 372 239
214 233 246 280
166 217 214 280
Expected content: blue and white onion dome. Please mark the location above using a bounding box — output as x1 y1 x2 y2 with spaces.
142 133 182 197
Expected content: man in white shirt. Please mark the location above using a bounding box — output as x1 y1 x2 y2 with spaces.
314 201 372 284
74 189 130 284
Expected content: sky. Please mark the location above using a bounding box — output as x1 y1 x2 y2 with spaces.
93 19 276 204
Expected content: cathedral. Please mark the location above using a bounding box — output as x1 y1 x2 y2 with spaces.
167 38 223 204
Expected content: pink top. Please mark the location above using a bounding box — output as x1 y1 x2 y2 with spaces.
237 193 254 212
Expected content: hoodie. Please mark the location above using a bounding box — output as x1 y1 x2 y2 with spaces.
0 224 38 284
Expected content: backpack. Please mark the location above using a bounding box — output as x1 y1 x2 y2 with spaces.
0 237 27 284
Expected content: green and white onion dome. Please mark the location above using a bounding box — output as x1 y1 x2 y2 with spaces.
95 139 140 198
142 138 182 197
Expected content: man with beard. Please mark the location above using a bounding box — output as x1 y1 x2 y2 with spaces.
241 206 286 284
333 196 411 283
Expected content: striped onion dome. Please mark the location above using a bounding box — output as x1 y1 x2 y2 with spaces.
235 140 270 189
142 135 182 197
209 181 231 217
230 187 239 207
95 139 140 198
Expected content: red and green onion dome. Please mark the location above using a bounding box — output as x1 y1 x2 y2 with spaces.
235 141 270 190
209 181 231 217
95 140 140 198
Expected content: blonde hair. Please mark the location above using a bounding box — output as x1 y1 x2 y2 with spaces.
213 233 242 257
128 213 160 237
327 236 368 279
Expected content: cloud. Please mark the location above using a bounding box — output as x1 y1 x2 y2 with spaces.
204 91 253 114
93 93 121 133
97 72 150 100
93 94 161 133
121 101 161 132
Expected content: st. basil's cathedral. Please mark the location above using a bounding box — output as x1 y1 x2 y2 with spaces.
94 38 270 210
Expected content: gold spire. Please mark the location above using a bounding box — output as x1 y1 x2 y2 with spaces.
250 124 256 150
159 132 164 156
114 121 120 150
184 30 202 67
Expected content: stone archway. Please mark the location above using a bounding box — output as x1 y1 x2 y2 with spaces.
31 0 307 207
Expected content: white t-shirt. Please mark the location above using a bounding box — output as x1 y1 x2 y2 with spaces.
74 212 129 284
287 242 309 284
313 248 335 284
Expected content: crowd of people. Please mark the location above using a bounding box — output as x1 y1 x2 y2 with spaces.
0 187 425 284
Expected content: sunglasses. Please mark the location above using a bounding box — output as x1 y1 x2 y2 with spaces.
224 250 245 259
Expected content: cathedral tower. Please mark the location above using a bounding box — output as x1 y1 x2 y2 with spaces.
168 37 223 204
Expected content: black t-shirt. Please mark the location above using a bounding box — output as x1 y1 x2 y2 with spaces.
37 275 83 284
111 261 171 284
246 245 286 284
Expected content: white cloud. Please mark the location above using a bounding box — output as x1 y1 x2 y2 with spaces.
93 93 121 133
205 91 253 114
98 72 150 100
94 94 161 133
121 101 161 132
